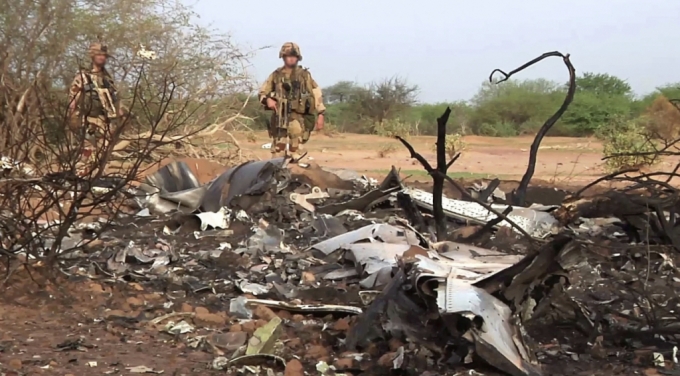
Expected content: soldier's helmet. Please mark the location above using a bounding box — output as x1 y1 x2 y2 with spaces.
279 42 302 61
88 42 110 58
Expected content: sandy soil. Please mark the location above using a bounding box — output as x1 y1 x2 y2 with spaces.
224 131 680 186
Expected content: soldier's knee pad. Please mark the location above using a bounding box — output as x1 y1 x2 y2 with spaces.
287 120 303 138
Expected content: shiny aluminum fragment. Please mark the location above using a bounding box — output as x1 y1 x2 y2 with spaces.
404 187 558 239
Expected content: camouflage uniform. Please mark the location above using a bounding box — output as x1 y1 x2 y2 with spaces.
258 42 325 158
68 42 117 164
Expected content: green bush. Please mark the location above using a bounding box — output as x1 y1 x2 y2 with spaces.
374 118 414 138
597 116 658 171
477 122 518 137
433 134 466 158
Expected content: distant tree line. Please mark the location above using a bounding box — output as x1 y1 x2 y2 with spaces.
242 73 680 138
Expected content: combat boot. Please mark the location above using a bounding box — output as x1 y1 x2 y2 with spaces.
288 151 303 161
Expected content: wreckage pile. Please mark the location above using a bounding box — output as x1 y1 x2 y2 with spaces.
12 151 676 376
4 53 680 375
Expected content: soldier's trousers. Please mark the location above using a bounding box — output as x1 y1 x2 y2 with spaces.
269 114 315 157
70 115 109 163
270 118 303 156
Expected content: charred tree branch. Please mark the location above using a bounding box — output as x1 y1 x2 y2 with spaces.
573 168 639 197
490 51 577 206
396 107 453 239
396 111 535 244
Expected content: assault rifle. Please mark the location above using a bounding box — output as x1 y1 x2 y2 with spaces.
89 74 118 120
273 82 292 130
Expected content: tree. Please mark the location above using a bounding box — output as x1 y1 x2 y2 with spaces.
469 79 563 136
575 72 632 97
561 92 632 136
323 81 361 104
0 0 251 268
349 76 418 124
410 102 471 135
560 73 634 135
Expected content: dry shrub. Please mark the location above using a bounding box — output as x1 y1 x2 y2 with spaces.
597 116 658 171
644 95 680 142
433 134 466 159
377 143 398 158
246 132 257 143
374 118 414 138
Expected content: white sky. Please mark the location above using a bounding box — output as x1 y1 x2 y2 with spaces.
192 0 680 103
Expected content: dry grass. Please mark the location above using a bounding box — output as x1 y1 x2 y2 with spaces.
377 143 398 157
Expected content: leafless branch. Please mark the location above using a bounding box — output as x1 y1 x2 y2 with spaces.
490 51 577 206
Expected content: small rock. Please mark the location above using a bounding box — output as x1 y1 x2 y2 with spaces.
451 225 482 240
333 318 350 332
378 352 396 368
49 361 58 367
305 345 329 361
241 321 256 333
8 358 22 369
334 357 354 370
194 307 210 315
143 293 162 302
86 282 106 293
129 282 144 291
194 311 226 327
292 314 305 322
180 303 194 313
229 324 243 332
366 342 381 357
301 271 316 285
126 297 144 307
84 238 103 250
287 338 302 349
388 338 404 352
277 310 292 320
284 359 304 376
254 305 278 321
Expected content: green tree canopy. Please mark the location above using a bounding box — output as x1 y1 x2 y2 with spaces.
575 72 633 97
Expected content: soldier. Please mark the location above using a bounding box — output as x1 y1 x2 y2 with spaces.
68 42 119 170
258 42 325 159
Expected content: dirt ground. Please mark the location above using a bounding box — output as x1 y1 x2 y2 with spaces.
0 133 674 375
225 131 680 186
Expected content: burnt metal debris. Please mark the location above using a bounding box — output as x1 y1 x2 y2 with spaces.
37 142 680 375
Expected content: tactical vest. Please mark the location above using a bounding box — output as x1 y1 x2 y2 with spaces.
80 69 115 118
272 67 315 115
